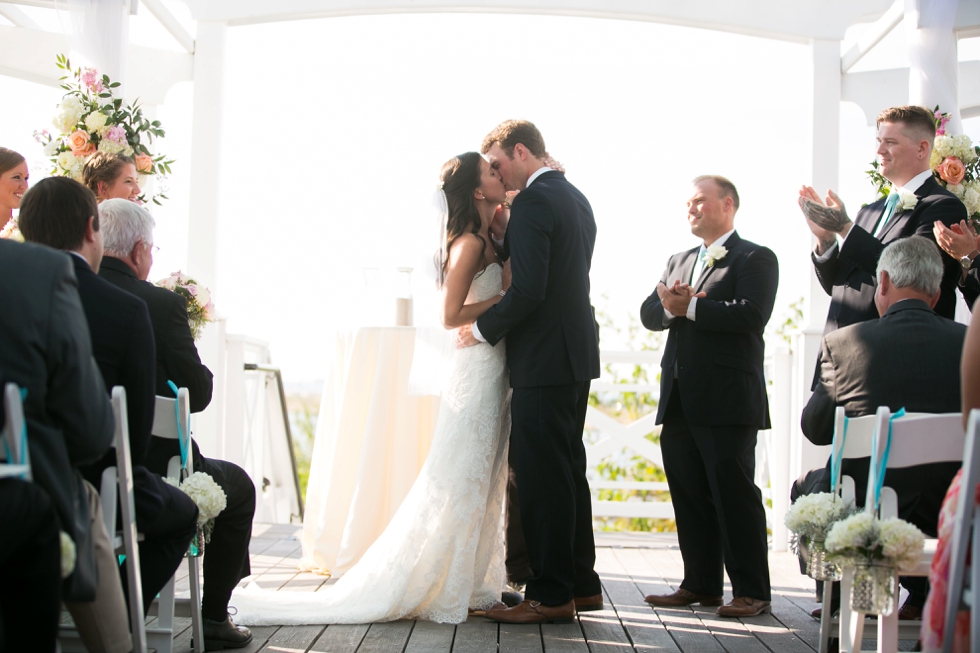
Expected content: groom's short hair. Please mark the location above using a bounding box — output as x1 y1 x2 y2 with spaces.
876 106 936 145
693 175 740 212
482 120 547 159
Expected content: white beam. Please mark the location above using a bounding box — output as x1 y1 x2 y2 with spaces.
183 0 896 43
842 61 980 125
0 5 41 29
142 0 195 53
840 0 903 73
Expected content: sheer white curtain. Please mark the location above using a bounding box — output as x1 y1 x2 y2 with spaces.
906 0 962 133
62 0 129 90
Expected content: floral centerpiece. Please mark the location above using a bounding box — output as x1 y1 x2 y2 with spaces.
785 492 859 580
164 471 226 556
868 106 980 227
825 513 925 614
34 54 174 205
156 271 216 340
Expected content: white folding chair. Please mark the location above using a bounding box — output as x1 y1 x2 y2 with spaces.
59 387 150 653
941 408 980 653
0 382 30 480
151 389 204 653
818 407 879 653
841 408 963 653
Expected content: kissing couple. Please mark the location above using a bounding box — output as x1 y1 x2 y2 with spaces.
232 120 602 626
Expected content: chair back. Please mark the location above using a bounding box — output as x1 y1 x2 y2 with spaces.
0 383 30 480
865 409 964 511
151 389 192 477
829 407 880 502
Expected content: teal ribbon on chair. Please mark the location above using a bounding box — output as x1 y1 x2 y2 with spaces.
872 408 906 511
2 388 29 479
166 381 189 477
831 416 849 492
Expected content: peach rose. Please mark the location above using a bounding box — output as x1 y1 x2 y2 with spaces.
67 130 92 156
135 154 154 174
937 156 966 185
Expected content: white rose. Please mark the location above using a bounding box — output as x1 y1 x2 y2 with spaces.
897 189 918 211
704 244 728 266
195 286 211 308
83 111 108 133
56 151 78 172
43 139 62 157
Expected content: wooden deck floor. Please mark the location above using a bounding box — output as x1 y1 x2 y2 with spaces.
157 523 920 652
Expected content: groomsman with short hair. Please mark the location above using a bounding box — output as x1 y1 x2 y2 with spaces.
641 175 778 618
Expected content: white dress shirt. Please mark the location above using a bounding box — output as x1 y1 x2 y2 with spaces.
814 168 933 262
663 229 735 325
471 166 554 343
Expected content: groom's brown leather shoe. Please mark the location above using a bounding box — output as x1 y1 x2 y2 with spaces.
574 594 604 612
485 599 575 624
644 588 723 607
716 596 771 617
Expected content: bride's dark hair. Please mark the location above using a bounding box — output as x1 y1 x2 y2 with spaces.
437 152 489 287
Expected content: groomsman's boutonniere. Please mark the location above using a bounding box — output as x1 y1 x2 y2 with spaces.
704 244 728 267
897 189 919 212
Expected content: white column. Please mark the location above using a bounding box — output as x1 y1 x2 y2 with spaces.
793 39 841 483
906 0 961 132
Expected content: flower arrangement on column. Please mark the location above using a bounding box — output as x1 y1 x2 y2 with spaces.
156 271 217 340
33 54 174 205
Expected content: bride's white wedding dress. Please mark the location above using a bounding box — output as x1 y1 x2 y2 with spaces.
232 264 510 625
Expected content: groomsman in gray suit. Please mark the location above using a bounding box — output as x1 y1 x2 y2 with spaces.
641 176 778 618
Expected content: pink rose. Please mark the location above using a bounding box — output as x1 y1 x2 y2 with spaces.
67 130 92 156
937 156 966 185
135 154 154 174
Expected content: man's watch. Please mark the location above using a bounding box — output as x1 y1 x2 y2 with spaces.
960 250 980 270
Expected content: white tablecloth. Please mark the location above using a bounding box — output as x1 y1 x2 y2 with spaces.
299 327 440 576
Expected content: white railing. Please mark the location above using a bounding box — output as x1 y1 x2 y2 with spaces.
586 346 794 550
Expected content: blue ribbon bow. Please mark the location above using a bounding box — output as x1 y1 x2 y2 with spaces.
166 381 189 476
2 388 29 479
872 408 906 511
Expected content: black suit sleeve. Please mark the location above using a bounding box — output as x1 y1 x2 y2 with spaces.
801 337 837 446
162 293 213 413
640 265 672 331
121 302 157 465
46 260 114 465
695 247 779 334
960 266 980 310
811 245 840 297
476 195 553 347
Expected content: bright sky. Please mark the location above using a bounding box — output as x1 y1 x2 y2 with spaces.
2 10 979 383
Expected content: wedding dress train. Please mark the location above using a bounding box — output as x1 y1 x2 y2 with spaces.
232 264 510 625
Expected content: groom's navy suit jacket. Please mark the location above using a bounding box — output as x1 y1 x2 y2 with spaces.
813 175 964 336
640 232 778 429
476 170 600 389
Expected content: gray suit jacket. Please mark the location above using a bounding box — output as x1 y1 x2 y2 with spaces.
0 239 114 599
801 299 964 535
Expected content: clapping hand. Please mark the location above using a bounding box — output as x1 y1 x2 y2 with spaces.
657 280 706 318
933 219 979 260
798 186 851 253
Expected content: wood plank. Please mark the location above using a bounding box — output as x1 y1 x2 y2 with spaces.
257 624 325 652
452 619 497 653
403 619 454 653
498 623 543 653
541 621 589 653
604 548 682 652
577 587 634 653
170 622 278 653
308 624 369 653
355 621 413 653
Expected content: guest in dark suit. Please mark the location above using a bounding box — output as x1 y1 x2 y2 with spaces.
641 176 779 618
799 106 965 342
0 237 115 651
97 199 255 649
18 178 198 616
457 120 601 624
799 236 964 617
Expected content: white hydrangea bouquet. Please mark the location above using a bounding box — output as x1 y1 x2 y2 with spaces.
164 471 227 555
156 271 216 340
33 54 174 204
785 492 859 580
868 106 980 226
825 512 925 614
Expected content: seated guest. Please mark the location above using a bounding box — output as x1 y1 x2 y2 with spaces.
98 200 256 649
799 235 965 619
0 479 61 653
19 178 198 615
83 152 141 203
0 237 123 652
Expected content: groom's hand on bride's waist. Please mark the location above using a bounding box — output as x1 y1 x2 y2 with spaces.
456 323 481 349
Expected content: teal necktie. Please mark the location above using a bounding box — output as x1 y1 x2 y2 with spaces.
691 247 707 284
873 192 901 238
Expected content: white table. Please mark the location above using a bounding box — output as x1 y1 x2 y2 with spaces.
299 327 440 576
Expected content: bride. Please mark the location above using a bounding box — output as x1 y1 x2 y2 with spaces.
232 151 513 625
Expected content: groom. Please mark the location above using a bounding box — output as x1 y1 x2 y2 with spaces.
457 120 601 624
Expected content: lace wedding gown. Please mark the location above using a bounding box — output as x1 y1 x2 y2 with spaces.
232 264 511 625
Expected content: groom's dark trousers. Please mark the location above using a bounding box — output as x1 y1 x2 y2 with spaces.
477 170 601 606
641 232 778 602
